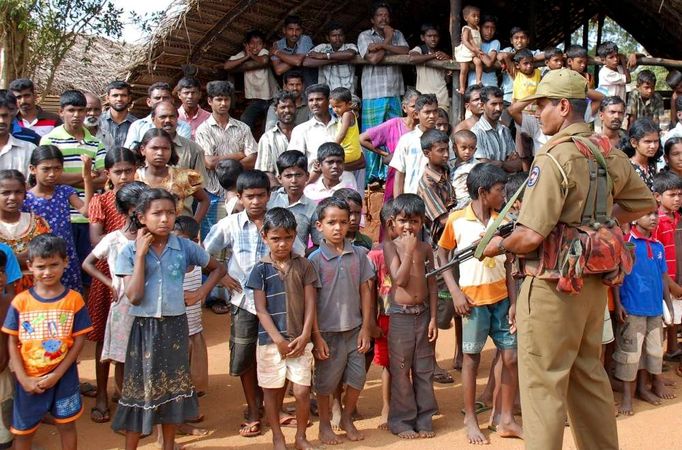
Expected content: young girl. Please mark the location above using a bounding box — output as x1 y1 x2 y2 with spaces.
82 181 148 424
621 118 661 191
111 188 225 448
451 129 478 210
664 137 682 176
84 147 138 414
435 108 452 136
330 87 364 168
454 5 483 93
0 170 51 292
135 128 209 223
22 145 94 293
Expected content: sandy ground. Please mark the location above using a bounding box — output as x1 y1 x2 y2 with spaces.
28 311 682 450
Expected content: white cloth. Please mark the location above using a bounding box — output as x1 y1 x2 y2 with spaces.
287 116 338 171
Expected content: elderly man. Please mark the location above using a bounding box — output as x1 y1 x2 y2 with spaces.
83 92 103 137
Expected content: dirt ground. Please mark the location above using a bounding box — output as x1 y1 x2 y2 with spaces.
29 311 682 449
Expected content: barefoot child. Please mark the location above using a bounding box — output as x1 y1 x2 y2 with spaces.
2 234 93 449
248 208 319 450
454 5 483 93
309 197 374 444
437 164 522 444
384 194 438 439
111 188 225 449
81 182 149 424
614 209 675 415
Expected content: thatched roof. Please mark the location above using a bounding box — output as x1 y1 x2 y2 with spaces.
34 34 138 97
122 0 682 99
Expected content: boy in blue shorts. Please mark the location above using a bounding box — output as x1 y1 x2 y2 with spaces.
2 234 92 449
437 164 521 445
309 197 374 445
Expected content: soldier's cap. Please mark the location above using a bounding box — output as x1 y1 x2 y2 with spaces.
522 68 588 102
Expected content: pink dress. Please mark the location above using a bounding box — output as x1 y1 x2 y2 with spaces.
365 117 412 201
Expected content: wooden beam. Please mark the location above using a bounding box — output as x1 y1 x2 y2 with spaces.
450 0 463 124
582 15 589 49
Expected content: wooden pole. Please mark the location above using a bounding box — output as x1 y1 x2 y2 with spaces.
594 12 605 80
563 0 572 49
582 16 589 49
450 0 462 124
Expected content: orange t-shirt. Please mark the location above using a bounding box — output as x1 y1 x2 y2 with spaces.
1 288 92 377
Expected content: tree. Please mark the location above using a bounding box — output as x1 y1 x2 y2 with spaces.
0 0 123 93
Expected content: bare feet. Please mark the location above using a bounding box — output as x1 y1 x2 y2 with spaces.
330 400 342 431
653 377 677 399
419 430 436 438
464 414 489 445
377 422 388 430
397 430 419 439
636 387 663 405
295 435 318 450
318 423 342 445
496 420 523 439
339 415 364 441
273 434 287 450
176 423 210 436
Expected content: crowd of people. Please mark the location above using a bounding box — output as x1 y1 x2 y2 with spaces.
0 1 679 449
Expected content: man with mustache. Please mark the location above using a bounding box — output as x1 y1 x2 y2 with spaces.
264 71 311 131
83 92 103 137
472 86 522 173
255 91 297 185
599 96 627 149
98 81 137 151
8 78 61 137
0 90 36 174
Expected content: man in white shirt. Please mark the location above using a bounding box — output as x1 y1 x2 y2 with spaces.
0 91 36 174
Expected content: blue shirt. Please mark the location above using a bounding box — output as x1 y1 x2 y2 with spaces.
468 40 501 87
115 234 210 318
0 242 22 287
274 35 317 87
619 230 667 317
11 119 41 146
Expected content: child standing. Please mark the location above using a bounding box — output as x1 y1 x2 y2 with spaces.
304 143 358 204
437 163 522 445
112 188 225 448
615 210 675 415
135 128 209 222
622 118 661 190
409 24 451 110
384 194 438 439
626 70 665 128
597 41 631 103
454 6 483 93
83 147 137 420
331 188 373 250
451 130 478 210
417 129 456 242
0 170 51 293
81 181 148 423
23 146 94 293
512 49 542 105
2 234 93 449
247 208 319 450
309 197 374 445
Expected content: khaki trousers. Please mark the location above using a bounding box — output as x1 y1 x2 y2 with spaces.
517 276 618 450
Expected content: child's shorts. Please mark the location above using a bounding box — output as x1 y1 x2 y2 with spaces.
462 298 517 354
672 298 682 325
0 368 13 445
257 342 314 389
314 327 366 395
373 314 390 368
12 363 82 435
613 315 663 382
229 305 258 377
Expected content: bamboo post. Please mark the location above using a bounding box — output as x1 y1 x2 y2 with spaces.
450 0 462 124
594 12 605 79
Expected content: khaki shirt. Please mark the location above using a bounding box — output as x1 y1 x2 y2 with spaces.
518 123 656 238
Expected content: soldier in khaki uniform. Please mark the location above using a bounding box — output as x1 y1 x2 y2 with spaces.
482 69 656 450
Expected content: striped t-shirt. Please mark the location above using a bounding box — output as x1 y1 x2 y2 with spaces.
183 265 204 335
40 126 105 223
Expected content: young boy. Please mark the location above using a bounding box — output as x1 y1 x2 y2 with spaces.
543 47 564 74
204 171 304 438
332 188 372 250
308 197 374 445
367 201 396 430
597 41 631 103
437 164 522 445
247 207 319 450
417 129 456 242
303 142 358 204
627 69 665 128
223 30 278 130
268 150 319 251
409 24 451 111
512 49 541 104
384 194 438 439
566 45 594 88
614 210 675 415
2 234 92 449
451 129 478 210
651 172 682 361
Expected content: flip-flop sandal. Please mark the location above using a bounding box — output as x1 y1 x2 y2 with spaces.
80 382 97 398
239 420 261 438
460 401 492 415
433 372 455 384
90 407 111 423
210 301 230 315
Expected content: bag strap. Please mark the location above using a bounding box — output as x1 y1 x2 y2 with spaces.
573 136 612 224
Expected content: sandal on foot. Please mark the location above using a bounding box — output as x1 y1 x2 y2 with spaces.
460 401 491 415
239 420 261 437
433 372 454 384
210 301 230 315
90 407 110 423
